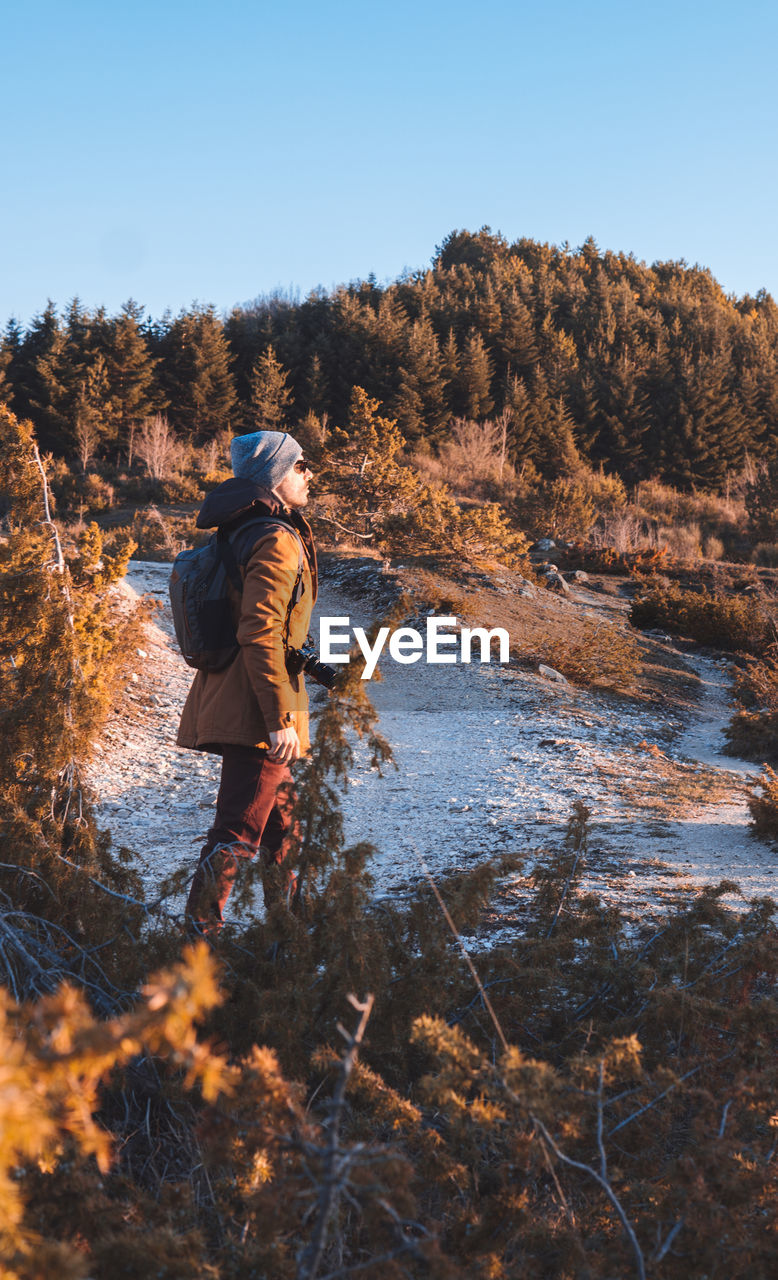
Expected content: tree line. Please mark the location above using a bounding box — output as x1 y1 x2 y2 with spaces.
3 228 778 489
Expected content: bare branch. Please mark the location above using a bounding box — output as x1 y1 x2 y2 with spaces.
30 442 65 573
607 1066 702 1137
312 513 376 540
531 1114 646 1280
296 993 375 1280
654 1217 684 1263
412 846 509 1054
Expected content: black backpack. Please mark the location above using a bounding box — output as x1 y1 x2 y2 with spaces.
169 516 305 672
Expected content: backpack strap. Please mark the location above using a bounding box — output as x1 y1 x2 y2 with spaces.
218 516 306 645
216 526 243 594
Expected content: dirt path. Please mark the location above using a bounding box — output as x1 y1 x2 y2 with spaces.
85 561 776 920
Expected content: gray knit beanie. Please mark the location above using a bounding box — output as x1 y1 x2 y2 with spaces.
230 430 303 491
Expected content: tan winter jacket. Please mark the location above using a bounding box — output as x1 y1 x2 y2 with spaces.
177 508 317 755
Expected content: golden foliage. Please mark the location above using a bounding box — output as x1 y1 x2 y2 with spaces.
316 386 531 569
747 764 778 838
630 579 774 654
0 945 226 1274
537 615 642 688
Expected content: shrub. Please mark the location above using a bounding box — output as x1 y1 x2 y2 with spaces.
745 456 778 541
590 510 657 553
725 654 778 762
577 463 628 514
80 472 115 512
515 465 628 543
316 388 530 570
537 616 642 688
563 541 673 576
703 533 725 561
0 945 227 1275
752 541 778 567
634 475 746 529
130 506 205 560
656 520 703 561
747 764 778 838
135 413 186 481
630 580 773 654
0 406 147 1012
381 482 531 567
416 416 517 502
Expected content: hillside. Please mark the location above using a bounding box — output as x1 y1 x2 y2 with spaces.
85 555 776 927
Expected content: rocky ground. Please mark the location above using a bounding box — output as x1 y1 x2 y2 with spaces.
85 557 777 927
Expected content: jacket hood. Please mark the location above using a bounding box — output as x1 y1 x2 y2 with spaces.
195 477 287 530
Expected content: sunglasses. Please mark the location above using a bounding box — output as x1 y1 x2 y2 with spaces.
293 457 310 473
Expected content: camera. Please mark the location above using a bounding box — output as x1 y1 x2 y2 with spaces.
286 638 340 689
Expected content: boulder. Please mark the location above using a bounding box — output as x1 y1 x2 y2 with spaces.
543 570 570 595
539 663 569 684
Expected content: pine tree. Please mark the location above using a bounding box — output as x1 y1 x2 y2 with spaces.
363 294 406 406
502 371 536 458
73 353 116 471
246 344 294 431
0 325 15 408
441 328 460 414
590 358 651 483
393 315 449 443
302 349 329 416
161 305 237 439
497 288 538 381
531 371 581 475
656 352 748 488
12 303 63 447
320 386 418 536
457 330 494 419
102 300 159 462
30 316 73 447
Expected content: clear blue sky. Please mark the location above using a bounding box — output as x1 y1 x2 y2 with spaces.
2 0 776 326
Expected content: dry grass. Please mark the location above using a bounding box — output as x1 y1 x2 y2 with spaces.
632 475 748 531
397 560 643 693
534 616 641 688
411 418 517 503
593 745 739 818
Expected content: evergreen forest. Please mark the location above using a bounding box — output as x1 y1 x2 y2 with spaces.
3 228 778 490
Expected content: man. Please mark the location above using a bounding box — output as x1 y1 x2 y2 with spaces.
177 429 316 934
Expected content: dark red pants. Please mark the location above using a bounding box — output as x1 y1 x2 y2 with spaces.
186 744 296 931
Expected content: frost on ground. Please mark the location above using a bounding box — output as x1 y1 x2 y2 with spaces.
85 560 777 925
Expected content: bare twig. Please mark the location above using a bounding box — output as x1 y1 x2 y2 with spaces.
547 803 589 938
531 1113 647 1280
596 1060 607 1180
654 1217 684 1262
607 1065 702 1137
296 993 375 1280
312 513 375 540
412 848 509 1054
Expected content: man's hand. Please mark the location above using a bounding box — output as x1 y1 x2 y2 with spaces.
268 727 301 763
